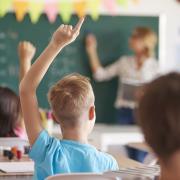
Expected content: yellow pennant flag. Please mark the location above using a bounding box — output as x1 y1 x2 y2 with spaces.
59 0 73 23
13 0 29 22
0 0 12 17
29 1 44 24
87 0 100 21
74 0 87 18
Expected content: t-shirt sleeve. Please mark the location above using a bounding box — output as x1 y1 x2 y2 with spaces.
29 130 58 164
110 156 119 171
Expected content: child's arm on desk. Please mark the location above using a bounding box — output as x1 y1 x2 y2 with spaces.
19 18 85 145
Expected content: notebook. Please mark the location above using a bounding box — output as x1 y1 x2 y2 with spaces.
105 165 160 180
0 161 34 173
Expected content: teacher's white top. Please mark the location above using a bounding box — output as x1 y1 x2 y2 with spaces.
93 56 159 108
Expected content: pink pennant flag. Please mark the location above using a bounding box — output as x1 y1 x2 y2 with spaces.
45 0 58 23
103 0 118 15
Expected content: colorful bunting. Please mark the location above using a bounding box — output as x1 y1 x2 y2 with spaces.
13 0 29 22
0 0 12 17
58 0 73 23
45 0 58 23
29 0 44 24
74 0 87 18
0 0 141 23
117 0 128 7
131 0 140 5
87 0 101 20
103 0 118 15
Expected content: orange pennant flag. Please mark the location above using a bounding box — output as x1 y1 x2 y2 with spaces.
131 0 141 4
74 0 87 18
13 0 29 22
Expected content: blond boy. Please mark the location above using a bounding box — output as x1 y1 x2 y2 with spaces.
19 18 118 180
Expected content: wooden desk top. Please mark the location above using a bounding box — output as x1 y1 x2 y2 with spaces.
0 155 33 177
0 154 143 177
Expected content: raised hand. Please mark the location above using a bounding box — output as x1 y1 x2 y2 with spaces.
86 34 97 54
18 41 36 64
51 17 85 48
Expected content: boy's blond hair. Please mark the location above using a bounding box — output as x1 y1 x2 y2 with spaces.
132 27 157 58
48 73 94 128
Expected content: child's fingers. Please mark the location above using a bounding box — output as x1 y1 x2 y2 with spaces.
73 17 85 34
64 25 69 32
69 25 73 30
59 24 65 30
18 42 22 49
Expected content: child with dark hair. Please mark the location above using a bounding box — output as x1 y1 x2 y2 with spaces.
0 41 36 138
137 73 180 180
0 87 20 137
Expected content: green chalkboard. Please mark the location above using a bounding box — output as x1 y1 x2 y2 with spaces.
0 13 159 124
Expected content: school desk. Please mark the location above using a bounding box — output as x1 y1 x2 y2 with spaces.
0 157 33 180
0 172 33 180
0 155 144 180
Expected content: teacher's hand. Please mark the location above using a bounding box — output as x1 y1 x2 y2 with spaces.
86 34 97 55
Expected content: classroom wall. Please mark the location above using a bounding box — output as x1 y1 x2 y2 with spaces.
101 0 180 73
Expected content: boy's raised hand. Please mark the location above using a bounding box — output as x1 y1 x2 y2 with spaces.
51 17 85 48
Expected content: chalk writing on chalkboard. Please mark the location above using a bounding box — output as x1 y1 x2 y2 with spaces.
0 32 6 39
0 44 6 50
0 57 6 64
8 66 19 77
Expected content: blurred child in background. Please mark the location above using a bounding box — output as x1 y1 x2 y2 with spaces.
0 41 36 139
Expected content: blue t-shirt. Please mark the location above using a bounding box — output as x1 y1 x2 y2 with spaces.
29 130 119 180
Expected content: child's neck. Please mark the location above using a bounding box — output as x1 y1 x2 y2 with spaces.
160 152 180 180
62 129 88 144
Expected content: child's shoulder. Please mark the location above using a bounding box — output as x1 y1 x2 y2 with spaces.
97 150 117 163
97 151 119 170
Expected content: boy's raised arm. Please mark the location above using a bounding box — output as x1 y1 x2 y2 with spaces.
19 18 84 145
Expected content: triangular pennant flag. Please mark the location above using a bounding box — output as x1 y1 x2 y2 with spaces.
13 0 29 22
59 0 73 23
117 0 128 7
29 1 44 24
103 0 118 15
87 0 101 21
45 0 58 23
0 0 12 17
131 0 140 5
74 0 87 18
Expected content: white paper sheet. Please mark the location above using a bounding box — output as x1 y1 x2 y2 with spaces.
0 161 34 173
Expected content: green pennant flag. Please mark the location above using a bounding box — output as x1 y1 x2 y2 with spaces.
0 0 12 17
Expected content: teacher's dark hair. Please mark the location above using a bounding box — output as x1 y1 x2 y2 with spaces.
0 87 20 137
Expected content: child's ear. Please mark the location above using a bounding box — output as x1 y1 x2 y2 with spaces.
52 113 59 124
89 106 95 121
